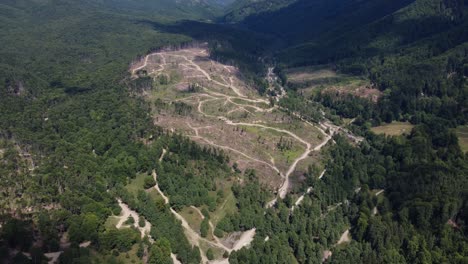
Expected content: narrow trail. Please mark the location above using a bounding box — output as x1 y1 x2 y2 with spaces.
322 228 351 262
318 169 327 179
190 206 227 247
132 55 150 75
291 187 313 211
151 170 209 262
195 95 321 198
152 170 169 204
185 59 331 206
171 54 248 98
159 148 167 162
291 169 326 211
203 88 269 105
190 133 282 176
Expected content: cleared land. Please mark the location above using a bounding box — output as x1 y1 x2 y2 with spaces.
131 44 327 192
371 122 414 136
285 65 382 102
286 66 338 84
130 45 336 262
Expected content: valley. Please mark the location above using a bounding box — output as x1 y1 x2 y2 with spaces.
0 0 466 263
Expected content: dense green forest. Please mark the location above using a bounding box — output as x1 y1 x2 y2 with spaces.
234 0 468 124
0 0 467 263
0 0 212 263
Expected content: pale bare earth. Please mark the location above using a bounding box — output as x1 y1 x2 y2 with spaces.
45 252 62 264
171 253 182 264
336 229 351 245
79 241 91 248
291 169 326 211
322 250 332 263
115 199 152 239
321 229 351 262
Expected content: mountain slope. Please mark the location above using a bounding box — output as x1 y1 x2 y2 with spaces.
96 0 225 19
222 0 297 23
227 0 467 124
235 0 415 45
0 1 205 263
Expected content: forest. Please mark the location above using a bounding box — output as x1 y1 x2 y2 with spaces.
0 0 467 263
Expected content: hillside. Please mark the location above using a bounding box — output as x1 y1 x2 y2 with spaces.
0 1 210 263
0 0 467 264
229 0 467 124
222 0 297 23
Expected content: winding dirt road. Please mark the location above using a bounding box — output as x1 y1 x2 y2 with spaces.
152 168 255 263
134 47 333 208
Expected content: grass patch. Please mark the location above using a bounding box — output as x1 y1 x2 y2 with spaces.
104 216 119 230
371 122 414 136
147 188 164 202
115 244 141 263
231 98 270 109
179 207 204 233
455 125 468 152
199 240 225 260
125 173 150 196
240 125 284 137
333 77 369 88
282 147 304 164
210 190 236 226
287 68 337 83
